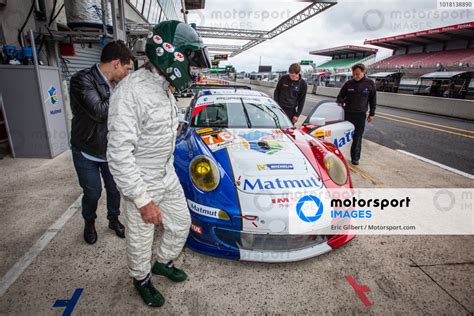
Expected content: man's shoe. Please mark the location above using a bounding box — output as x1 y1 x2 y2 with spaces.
84 220 97 244
351 160 359 166
152 261 187 282
133 274 165 307
108 217 125 238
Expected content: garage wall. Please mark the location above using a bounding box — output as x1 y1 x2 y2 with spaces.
59 43 102 85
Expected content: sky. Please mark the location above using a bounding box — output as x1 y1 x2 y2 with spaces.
186 0 474 72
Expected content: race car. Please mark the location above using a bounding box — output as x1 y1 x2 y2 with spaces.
174 87 355 262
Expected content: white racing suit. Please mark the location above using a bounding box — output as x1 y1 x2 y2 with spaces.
107 68 191 280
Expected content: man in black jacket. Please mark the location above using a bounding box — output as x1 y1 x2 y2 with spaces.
336 63 376 166
274 63 308 124
70 41 133 244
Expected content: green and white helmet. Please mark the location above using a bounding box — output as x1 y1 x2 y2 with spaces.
145 20 211 91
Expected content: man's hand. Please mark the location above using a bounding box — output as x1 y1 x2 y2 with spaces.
139 201 162 224
367 115 374 123
292 116 299 124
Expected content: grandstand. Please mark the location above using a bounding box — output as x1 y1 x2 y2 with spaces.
310 45 378 72
364 22 474 98
365 22 474 71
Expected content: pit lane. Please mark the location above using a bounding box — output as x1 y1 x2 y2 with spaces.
0 96 472 314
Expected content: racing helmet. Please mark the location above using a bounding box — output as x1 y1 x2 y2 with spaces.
145 20 211 91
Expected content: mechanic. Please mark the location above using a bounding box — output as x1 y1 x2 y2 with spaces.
70 40 133 244
273 63 308 124
107 21 211 307
336 63 376 165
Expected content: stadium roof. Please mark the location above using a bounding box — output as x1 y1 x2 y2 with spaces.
310 45 378 58
368 72 401 78
420 71 472 79
364 22 474 49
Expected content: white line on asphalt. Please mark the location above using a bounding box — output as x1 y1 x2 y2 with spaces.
396 150 474 180
0 195 83 298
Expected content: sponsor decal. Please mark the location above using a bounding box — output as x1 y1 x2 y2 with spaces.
196 128 215 135
296 195 324 223
333 130 354 148
238 130 285 155
166 67 173 73
173 68 182 78
187 200 220 219
48 86 58 105
174 51 185 62
200 130 234 146
190 224 203 235
156 47 164 57
239 130 272 142
47 86 62 115
249 140 283 155
241 177 320 191
163 42 175 53
312 128 331 139
147 31 154 38
170 75 176 80
257 163 294 171
153 35 163 44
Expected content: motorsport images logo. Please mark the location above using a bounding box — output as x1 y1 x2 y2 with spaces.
295 194 412 223
296 195 324 222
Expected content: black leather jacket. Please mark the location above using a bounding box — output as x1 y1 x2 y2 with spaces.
70 64 111 160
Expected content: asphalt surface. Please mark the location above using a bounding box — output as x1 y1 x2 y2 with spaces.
0 93 473 314
249 84 474 175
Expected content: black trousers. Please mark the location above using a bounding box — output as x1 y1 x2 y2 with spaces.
344 111 367 162
282 106 296 120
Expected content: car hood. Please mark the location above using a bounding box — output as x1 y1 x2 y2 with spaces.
196 127 323 194
194 127 331 234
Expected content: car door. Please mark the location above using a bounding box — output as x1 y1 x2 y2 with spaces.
302 100 355 158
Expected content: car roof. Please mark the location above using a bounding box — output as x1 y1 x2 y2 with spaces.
196 89 269 98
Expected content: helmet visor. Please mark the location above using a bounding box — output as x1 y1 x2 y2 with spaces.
187 47 211 69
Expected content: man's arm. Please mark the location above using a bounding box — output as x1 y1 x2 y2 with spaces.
273 77 283 103
368 81 377 116
296 81 307 116
70 73 109 123
107 84 152 209
336 82 348 105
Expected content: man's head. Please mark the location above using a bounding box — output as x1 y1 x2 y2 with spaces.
288 63 301 81
145 20 211 91
351 63 366 81
100 40 133 82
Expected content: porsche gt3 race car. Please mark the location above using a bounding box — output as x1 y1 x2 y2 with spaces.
174 88 356 262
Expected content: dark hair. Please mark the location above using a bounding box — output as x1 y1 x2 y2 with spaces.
351 63 366 72
288 63 301 74
100 40 133 65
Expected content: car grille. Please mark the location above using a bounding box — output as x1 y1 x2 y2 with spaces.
214 228 328 251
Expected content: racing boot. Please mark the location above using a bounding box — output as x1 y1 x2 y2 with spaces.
152 260 187 282
133 274 165 307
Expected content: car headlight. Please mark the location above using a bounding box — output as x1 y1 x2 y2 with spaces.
190 156 220 192
323 153 348 185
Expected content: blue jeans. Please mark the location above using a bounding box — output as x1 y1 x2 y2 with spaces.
344 111 367 162
71 148 121 222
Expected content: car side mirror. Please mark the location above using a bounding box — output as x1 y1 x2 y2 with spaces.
309 116 326 126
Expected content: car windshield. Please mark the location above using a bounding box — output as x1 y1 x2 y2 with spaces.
191 98 292 128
